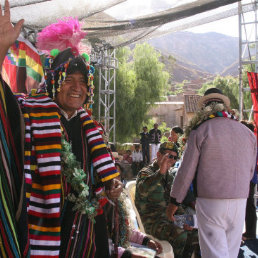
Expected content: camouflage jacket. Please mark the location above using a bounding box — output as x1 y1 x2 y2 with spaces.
135 161 176 228
135 161 196 228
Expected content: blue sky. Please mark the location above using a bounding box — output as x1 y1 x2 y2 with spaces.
187 16 239 37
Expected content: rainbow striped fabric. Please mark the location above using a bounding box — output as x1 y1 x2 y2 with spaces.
0 77 29 257
16 92 119 257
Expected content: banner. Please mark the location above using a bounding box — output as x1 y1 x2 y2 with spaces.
2 36 44 93
247 71 258 135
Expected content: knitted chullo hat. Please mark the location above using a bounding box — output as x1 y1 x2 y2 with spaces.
159 141 179 156
197 88 230 109
37 17 95 107
44 48 91 100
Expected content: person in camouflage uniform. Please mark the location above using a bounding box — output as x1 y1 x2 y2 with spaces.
135 142 199 258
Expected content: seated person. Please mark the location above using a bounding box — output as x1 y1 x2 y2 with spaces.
105 163 162 258
135 142 199 258
115 162 127 186
123 150 133 164
131 144 144 177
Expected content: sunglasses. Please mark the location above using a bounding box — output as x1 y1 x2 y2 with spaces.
168 154 178 160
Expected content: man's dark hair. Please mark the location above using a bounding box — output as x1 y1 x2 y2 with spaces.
172 126 183 135
240 120 255 132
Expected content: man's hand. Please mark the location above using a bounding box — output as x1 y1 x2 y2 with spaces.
183 224 194 231
0 0 24 67
106 178 123 200
166 203 178 221
159 153 175 175
147 239 163 254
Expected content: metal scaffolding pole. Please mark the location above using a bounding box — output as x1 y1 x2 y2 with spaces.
238 0 258 120
95 48 118 143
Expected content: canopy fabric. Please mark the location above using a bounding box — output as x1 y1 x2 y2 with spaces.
6 0 126 29
2 0 244 49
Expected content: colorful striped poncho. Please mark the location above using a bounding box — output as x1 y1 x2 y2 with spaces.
14 91 119 257
0 77 29 257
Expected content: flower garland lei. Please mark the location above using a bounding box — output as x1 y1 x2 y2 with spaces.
184 102 238 139
117 192 130 248
61 136 99 222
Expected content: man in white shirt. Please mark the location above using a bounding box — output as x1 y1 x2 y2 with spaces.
131 144 143 177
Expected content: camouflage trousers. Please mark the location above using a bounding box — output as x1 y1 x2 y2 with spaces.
145 219 199 258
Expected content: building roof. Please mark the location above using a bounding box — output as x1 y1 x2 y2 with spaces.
184 94 201 113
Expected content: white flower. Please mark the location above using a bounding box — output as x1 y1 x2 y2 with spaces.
204 106 212 112
80 188 89 198
216 103 224 111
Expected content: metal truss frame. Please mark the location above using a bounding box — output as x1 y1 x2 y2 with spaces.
91 47 118 143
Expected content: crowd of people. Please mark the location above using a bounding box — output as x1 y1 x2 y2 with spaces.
0 1 257 258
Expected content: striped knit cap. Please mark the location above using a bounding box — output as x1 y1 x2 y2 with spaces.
43 48 93 102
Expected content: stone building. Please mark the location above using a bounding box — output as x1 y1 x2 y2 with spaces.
148 101 184 128
147 94 201 128
183 94 202 125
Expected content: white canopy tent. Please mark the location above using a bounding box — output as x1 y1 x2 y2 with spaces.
2 0 243 48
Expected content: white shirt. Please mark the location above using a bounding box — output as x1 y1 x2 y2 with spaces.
59 108 78 121
132 150 143 162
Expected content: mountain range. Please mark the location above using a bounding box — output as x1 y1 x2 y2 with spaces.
148 31 239 85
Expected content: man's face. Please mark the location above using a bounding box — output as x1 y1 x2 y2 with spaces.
157 150 178 168
56 72 88 117
171 130 178 143
154 124 158 129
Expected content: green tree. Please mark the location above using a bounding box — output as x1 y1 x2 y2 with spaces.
92 43 170 142
199 76 239 109
116 43 169 142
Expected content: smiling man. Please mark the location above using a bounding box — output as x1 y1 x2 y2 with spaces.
56 72 88 117
0 1 122 257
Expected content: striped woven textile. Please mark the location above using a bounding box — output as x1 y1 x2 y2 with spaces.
79 108 120 182
0 77 29 257
16 92 119 257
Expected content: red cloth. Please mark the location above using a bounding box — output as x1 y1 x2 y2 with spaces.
247 72 258 136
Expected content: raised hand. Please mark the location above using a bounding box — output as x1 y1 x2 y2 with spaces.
159 153 176 175
0 0 24 67
166 202 178 221
147 239 163 254
106 178 123 200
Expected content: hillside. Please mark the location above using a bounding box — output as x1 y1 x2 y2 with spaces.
149 31 238 75
220 60 239 77
160 54 213 84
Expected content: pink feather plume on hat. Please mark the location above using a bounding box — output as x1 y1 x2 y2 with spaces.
36 17 87 55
